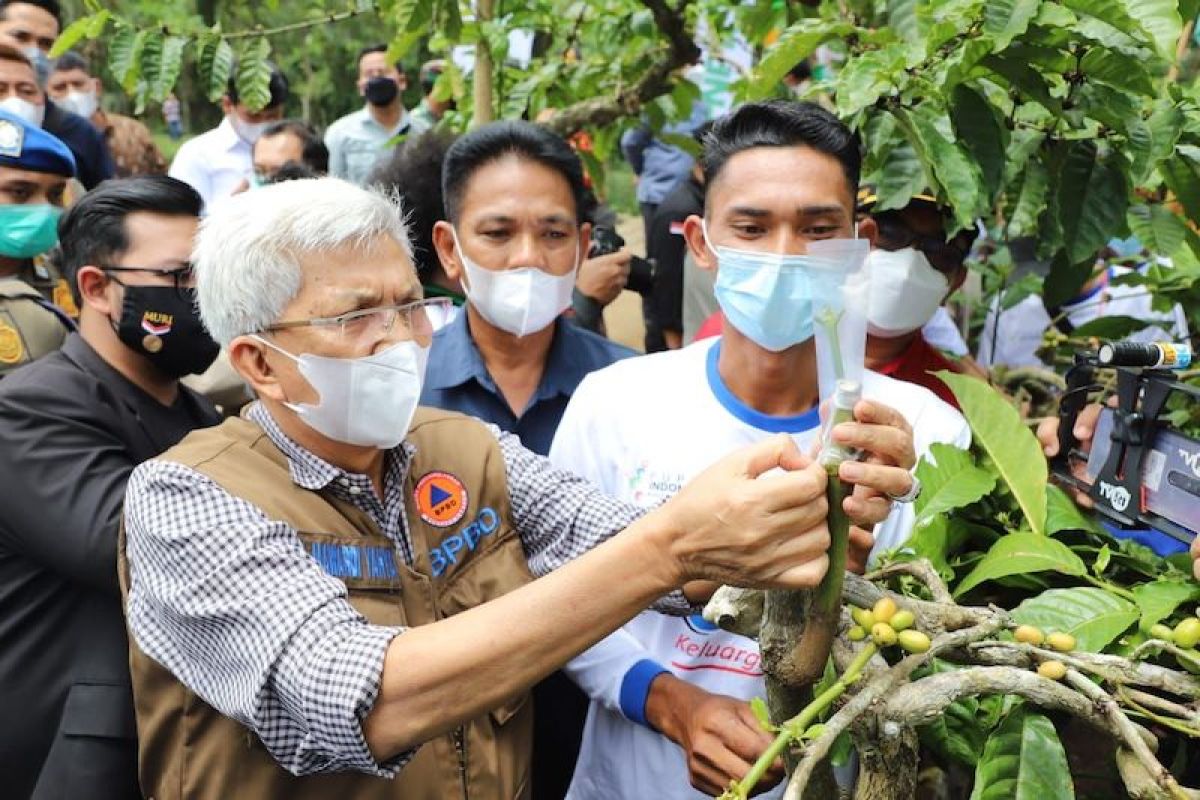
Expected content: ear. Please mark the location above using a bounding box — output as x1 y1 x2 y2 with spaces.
220 95 234 116
228 335 288 403
577 221 592 262
856 216 879 248
431 220 465 284
92 77 103 96
682 214 716 273
76 265 116 316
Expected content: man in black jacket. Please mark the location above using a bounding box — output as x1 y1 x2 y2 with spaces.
0 176 220 798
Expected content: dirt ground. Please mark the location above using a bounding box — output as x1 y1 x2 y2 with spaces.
602 214 649 352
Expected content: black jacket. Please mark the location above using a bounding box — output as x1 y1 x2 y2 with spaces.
43 101 116 190
0 334 219 799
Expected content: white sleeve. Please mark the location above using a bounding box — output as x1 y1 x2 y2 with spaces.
563 625 665 725
168 142 212 211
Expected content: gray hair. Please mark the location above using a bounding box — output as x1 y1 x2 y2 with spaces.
193 177 413 346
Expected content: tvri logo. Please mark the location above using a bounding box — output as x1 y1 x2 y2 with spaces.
1098 481 1132 513
1180 447 1200 478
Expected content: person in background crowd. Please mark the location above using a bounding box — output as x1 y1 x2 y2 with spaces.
859 189 978 409
0 175 220 799
423 121 637 800
162 93 182 140
168 62 289 212
621 98 708 350
646 121 711 351
119 175 846 799
0 109 74 376
326 44 410 185
0 30 114 189
48 51 167 177
370 128 463 330
408 58 450 134
550 100 963 800
251 119 329 184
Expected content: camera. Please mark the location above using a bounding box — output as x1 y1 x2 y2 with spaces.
588 226 656 296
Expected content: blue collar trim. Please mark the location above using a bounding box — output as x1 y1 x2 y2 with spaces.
705 341 821 434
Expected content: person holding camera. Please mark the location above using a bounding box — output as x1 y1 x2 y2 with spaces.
422 121 637 799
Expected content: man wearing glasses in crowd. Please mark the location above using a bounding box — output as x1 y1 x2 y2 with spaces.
0 175 221 798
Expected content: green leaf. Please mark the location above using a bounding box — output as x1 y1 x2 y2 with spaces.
1065 315 1151 340
1007 158 1048 239
1079 49 1154 96
938 372 1048 535
888 0 922 45
982 0 1042 51
970 706 1074 800
235 38 273 112
749 20 853 101
906 515 974 581
835 47 903 117
918 660 1001 767
1161 155 1200 226
197 36 234 103
873 137 928 212
1127 205 1187 259
1093 544 1112 576
1125 0 1183 60
50 15 94 57
136 31 163 110
107 26 142 93
1061 0 1154 50
393 0 427 31
981 55 1061 115
1132 580 1200 631
152 36 187 103
1012 587 1139 652
1056 140 1129 266
955 532 1087 597
749 696 773 731
86 9 110 38
951 85 1007 202
914 442 997 531
898 105 985 231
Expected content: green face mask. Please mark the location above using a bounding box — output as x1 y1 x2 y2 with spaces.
0 204 62 259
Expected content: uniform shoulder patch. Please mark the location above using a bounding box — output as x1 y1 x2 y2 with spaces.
0 119 23 158
0 318 24 364
414 470 469 528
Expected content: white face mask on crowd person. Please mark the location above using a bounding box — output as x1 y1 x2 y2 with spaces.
56 88 97 119
864 247 949 337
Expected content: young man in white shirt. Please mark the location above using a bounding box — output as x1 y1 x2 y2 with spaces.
168 64 288 213
549 100 971 800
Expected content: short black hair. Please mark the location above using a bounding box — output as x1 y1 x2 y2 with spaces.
370 129 458 279
0 0 61 25
442 120 587 223
51 49 87 74
225 62 289 109
57 176 202 305
357 44 401 72
702 100 861 202
260 119 329 174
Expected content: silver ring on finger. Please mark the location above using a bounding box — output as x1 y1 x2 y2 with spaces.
888 474 921 504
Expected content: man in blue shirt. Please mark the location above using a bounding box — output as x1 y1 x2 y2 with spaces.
421 120 634 799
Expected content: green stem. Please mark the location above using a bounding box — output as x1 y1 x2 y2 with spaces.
815 477 851 614
1084 574 1136 602
732 642 878 797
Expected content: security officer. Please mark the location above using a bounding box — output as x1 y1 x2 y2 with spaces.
0 107 75 376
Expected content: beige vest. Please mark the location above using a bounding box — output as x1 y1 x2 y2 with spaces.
0 278 69 376
119 409 535 799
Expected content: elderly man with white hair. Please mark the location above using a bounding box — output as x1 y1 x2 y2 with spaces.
116 177 878 799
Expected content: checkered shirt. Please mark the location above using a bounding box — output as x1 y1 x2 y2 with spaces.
124 403 691 778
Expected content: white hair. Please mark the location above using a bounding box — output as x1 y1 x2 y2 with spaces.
193 177 413 346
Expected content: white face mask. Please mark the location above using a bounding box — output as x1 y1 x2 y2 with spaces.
230 113 269 145
865 247 950 337
57 89 98 119
453 229 577 337
255 336 428 449
0 96 45 128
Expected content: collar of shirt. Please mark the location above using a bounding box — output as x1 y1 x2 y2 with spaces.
354 105 410 137
246 401 415 493
424 311 596 403
215 116 251 155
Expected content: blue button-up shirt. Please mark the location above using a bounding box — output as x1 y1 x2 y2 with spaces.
421 311 636 455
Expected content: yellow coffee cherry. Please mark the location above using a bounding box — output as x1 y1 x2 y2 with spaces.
851 606 876 629
1013 625 1045 646
890 610 915 632
1038 660 1067 680
871 622 898 647
848 625 866 641
1149 624 1175 642
1174 618 1200 649
1045 632 1076 653
897 629 931 654
872 597 898 624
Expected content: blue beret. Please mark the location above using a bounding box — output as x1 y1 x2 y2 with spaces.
0 110 76 177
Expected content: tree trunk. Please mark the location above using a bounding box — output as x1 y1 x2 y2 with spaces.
472 0 495 126
852 725 919 800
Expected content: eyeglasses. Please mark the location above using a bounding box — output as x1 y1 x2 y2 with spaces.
265 297 452 345
101 263 196 300
873 216 972 273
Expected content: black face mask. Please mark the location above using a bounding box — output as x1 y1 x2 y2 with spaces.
364 76 399 107
113 285 220 378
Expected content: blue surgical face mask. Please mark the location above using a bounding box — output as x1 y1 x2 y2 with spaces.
705 220 848 352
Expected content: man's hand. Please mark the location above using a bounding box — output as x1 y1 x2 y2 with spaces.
576 249 631 306
1037 401 1106 508
645 674 783 797
848 525 875 574
652 435 830 590
830 400 917 529
1190 536 1200 581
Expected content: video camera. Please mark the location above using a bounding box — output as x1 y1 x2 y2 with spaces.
1053 341 1200 543
588 226 656 296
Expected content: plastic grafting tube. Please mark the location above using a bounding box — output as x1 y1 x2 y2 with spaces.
1097 341 1192 370
819 378 863 470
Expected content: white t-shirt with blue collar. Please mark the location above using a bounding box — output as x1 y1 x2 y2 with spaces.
549 337 970 800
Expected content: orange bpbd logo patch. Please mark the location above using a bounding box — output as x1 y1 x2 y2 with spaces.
415 471 469 528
